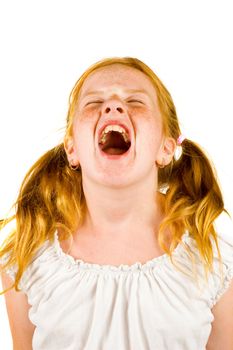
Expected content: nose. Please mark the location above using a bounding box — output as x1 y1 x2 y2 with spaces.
102 99 125 115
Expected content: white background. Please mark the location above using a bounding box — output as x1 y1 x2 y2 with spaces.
0 0 232 348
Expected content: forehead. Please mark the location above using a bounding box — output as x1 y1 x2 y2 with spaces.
79 64 157 98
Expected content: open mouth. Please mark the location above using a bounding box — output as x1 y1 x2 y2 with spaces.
98 130 131 155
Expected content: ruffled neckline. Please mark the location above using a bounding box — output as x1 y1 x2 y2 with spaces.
52 230 190 273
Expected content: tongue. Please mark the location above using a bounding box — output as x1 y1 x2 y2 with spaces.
103 148 127 155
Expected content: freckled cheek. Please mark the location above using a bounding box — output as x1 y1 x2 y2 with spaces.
72 118 95 151
144 129 161 149
136 122 162 153
74 107 100 131
148 133 162 151
78 107 100 120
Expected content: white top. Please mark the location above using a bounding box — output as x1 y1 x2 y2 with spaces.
1 218 233 350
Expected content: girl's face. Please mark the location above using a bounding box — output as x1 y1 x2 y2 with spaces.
65 64 175 188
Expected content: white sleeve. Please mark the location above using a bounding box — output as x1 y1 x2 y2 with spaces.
209 212 233 307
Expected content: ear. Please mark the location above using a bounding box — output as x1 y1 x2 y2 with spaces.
156 137 177 166
64 136 79 166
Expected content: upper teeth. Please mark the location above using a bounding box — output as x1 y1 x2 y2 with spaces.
99 125 130 144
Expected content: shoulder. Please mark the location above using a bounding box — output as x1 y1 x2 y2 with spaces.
209 212 233 307
206 277 233 349
0 234 54 294
178 213 233 309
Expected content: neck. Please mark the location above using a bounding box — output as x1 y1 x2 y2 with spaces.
79 171 164 244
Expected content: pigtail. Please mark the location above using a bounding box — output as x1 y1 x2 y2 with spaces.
0 143 85 292
158 139 224 275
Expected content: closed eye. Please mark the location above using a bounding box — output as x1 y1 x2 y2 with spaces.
127 99 144 104
85 100 103 106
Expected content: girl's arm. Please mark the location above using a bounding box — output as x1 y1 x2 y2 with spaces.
1 272 35 350
206 279 233 349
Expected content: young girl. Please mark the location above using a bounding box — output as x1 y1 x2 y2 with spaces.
1 57 233 350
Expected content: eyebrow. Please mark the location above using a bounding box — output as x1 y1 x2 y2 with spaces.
82 89 149 97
